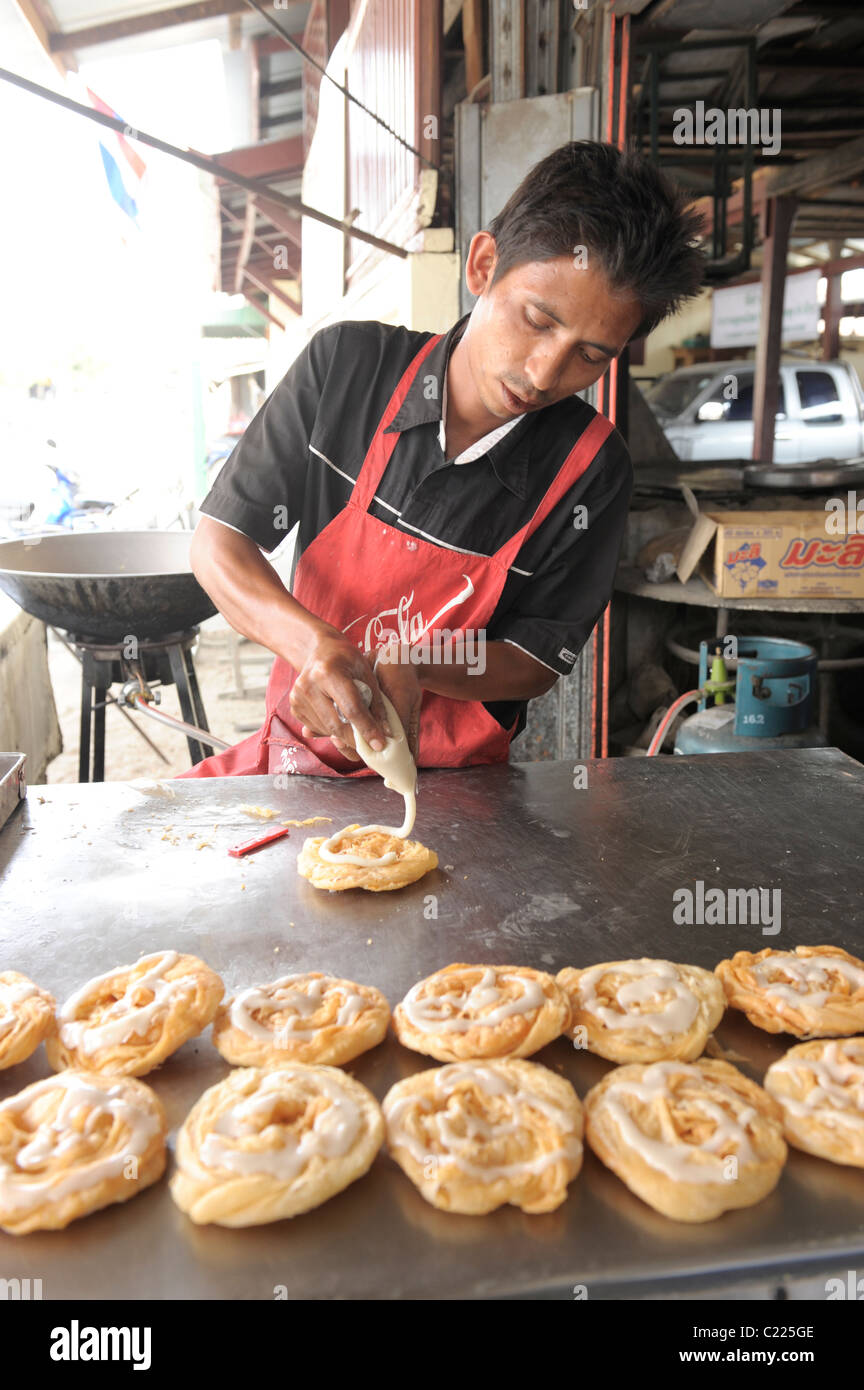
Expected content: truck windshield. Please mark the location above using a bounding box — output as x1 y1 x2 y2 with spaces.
645 372 717 419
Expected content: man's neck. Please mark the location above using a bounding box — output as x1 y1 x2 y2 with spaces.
443 332 510 456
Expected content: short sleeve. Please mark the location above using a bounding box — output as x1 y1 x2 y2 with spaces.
199 324 339 552
487 428 633 675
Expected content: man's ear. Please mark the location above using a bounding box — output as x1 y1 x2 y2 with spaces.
465 231 499 297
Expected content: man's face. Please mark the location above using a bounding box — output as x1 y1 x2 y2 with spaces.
460 236 644 421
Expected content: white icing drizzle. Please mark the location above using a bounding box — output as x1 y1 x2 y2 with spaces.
750 954 864 1010
384 1062 581 1184
769 1042 864 1130
198 1068 362 1179
0 979 39 1039
0 1073 160 1215
401 967 546 1034
595 1061 762 1183
228 974 369 1044
319 687 418 867
58 950 193 1056
577 959 700 1036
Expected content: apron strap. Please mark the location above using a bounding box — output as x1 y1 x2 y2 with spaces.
351 333 443 512
492 412 614 572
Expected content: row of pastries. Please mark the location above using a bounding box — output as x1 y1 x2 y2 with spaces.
0 945 862 1232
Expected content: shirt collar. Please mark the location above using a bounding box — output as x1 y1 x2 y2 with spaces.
385 311 534 500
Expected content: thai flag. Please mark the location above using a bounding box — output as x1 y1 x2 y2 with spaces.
86 89 146 227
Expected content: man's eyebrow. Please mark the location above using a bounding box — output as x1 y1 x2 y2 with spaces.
529 298 616 355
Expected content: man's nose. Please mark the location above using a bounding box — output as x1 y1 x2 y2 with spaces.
523 343 571 395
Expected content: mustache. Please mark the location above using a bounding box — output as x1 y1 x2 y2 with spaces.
503 379 546 405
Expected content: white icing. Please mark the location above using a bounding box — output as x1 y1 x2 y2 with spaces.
0 1073 160 1215
0 979 39 1039
198 1068 362 1179
578 959 700 1036
383 1062 581 1184
751 954 864 1010
319 687 418 867
596 1061 763 1183
58 950 193 1056
229 974 368 1044
401 967 546 1034
769 1042 864 1129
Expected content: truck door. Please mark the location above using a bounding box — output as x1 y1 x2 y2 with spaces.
792 367 860 461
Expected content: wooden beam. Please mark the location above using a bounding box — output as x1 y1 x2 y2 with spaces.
254 34 306 57
243 266 301 314
416 0 442 168
51 1 249 52
219 200 293 279
253 194 302 248
726 249 864 287
242 289 285 332
259 112 303 131
759 51 864 73
463 0 483 95
12 0 76 75
762 135 864 199
211 136 304 181
260 76 303 99
326 0 352 48
247 247 301 277
822 269 843 361
233 197 257 294
692 135 864 235
753 195 798 464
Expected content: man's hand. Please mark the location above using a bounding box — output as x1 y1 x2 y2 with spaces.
373 643 422 761
290 627 391 759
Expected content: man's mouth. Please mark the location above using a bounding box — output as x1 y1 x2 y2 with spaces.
501 381 541 412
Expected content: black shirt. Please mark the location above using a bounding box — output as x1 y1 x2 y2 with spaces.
200 313 633 736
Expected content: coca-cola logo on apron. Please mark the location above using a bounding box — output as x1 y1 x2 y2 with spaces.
341 574 475 651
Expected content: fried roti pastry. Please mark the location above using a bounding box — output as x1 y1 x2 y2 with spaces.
212 972 390 1067
45 950 224 1077
392 963 569 1062
170 1064 384 1226
715 946 864 1038
383 1058 583 1214
0 1070 167 1234
0 971 55 1071
764 1037 864 1168
557 958 726 1063
584 1058 787 1223
297 827 437 891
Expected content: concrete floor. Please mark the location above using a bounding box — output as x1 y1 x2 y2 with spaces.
43 618 271 783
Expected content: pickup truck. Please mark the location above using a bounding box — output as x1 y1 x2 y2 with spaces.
643 358 864 463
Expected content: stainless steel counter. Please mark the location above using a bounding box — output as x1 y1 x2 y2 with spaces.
1 749 863 1300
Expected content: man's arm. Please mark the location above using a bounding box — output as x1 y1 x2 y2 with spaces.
414 644 557 701
190 517 391 754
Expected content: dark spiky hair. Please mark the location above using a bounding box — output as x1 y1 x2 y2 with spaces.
486 141 707 339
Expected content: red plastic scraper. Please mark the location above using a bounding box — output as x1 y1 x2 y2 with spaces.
228 826 292 857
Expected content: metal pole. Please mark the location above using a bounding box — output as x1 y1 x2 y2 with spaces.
0 66 409 260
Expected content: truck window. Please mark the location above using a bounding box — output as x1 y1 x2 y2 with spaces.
795 370 843 422
645 372 716 417
704 375 785 422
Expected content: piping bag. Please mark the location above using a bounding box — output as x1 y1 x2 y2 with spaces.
318 678 418 867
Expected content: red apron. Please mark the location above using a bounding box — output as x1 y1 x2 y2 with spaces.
181 334 612 780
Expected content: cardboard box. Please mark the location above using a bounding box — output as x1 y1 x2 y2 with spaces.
677 492 864 599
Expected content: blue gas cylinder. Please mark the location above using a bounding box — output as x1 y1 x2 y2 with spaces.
674 637 827 754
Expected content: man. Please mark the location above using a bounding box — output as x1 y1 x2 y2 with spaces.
185 141 704 779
